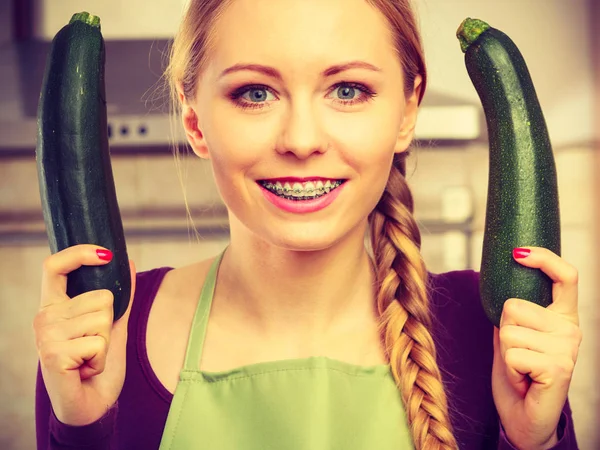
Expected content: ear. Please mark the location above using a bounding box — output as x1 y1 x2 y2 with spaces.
177 82 210 159
394 75 423 154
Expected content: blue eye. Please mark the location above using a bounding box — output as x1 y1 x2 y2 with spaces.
243 88 274 103
327 82 376 106
334 85 358 100
230 85 278 110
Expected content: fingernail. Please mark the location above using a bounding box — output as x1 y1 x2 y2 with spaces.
96 249 113 261
513 248 531 259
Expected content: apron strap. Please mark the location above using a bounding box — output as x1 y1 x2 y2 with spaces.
182 245 228 372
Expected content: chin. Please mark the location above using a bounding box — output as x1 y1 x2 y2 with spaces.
258 219 367 253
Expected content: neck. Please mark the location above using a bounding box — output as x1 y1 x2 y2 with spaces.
215 220 378 342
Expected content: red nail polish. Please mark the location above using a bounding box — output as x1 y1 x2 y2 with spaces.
96 249 113 261
513 248 531 259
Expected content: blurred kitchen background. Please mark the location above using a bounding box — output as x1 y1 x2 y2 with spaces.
1 0 598 448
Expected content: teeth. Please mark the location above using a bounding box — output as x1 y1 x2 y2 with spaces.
304 181 316 194
261 179 343 198
292 182 303 198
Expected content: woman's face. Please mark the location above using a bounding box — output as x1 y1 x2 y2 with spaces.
184 0 421 251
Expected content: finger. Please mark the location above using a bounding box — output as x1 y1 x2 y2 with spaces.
499 324 579 362
512 246 577 284
504 348 574 399
500 297 564 332
39 335 107 376
512 246 578 315
41 245 114 308
36 308 113 351
37 289 114 326
69 334 108 379
494 327 530 397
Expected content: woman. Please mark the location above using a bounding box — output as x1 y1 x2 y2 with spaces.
34 0 581 448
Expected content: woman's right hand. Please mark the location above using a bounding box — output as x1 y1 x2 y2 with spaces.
33 244 136 426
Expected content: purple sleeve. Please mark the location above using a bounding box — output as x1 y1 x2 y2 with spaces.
497 400 578 449
35 362 118 449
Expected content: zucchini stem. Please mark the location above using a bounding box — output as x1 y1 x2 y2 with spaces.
70 12 101 28
456 18 490 53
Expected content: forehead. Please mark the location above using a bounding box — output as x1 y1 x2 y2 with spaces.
207 0 399 77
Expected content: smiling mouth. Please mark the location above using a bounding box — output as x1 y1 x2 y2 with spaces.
258 179 346 200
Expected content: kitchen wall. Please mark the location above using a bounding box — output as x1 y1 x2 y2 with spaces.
418 0 594 148
32 0 190 40
1 0 598 449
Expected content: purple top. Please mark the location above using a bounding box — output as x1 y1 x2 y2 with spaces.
35 267 578 449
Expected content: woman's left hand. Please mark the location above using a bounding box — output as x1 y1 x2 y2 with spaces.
492 246 582 450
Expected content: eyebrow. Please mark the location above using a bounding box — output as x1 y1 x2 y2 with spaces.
218 61 382 81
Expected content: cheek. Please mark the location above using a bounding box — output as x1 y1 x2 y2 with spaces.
202 104 275 182
327 101 403 172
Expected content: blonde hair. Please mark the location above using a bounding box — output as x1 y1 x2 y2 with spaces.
165 1 458 448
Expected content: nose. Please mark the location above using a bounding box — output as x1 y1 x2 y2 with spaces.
276 99 328 159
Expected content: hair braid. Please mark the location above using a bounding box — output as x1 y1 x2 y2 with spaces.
368 153 458 450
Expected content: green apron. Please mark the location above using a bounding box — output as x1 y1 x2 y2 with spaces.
158 246 414 449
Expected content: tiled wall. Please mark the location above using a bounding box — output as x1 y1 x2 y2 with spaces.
1 146 597 448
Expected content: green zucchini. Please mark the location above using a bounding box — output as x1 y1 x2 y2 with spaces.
456 18 561 327
36 12 130 321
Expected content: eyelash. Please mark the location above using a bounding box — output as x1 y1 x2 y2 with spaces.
228 82 377 110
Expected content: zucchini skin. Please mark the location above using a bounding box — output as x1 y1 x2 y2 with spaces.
36 13 130 322
460 22 561 327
